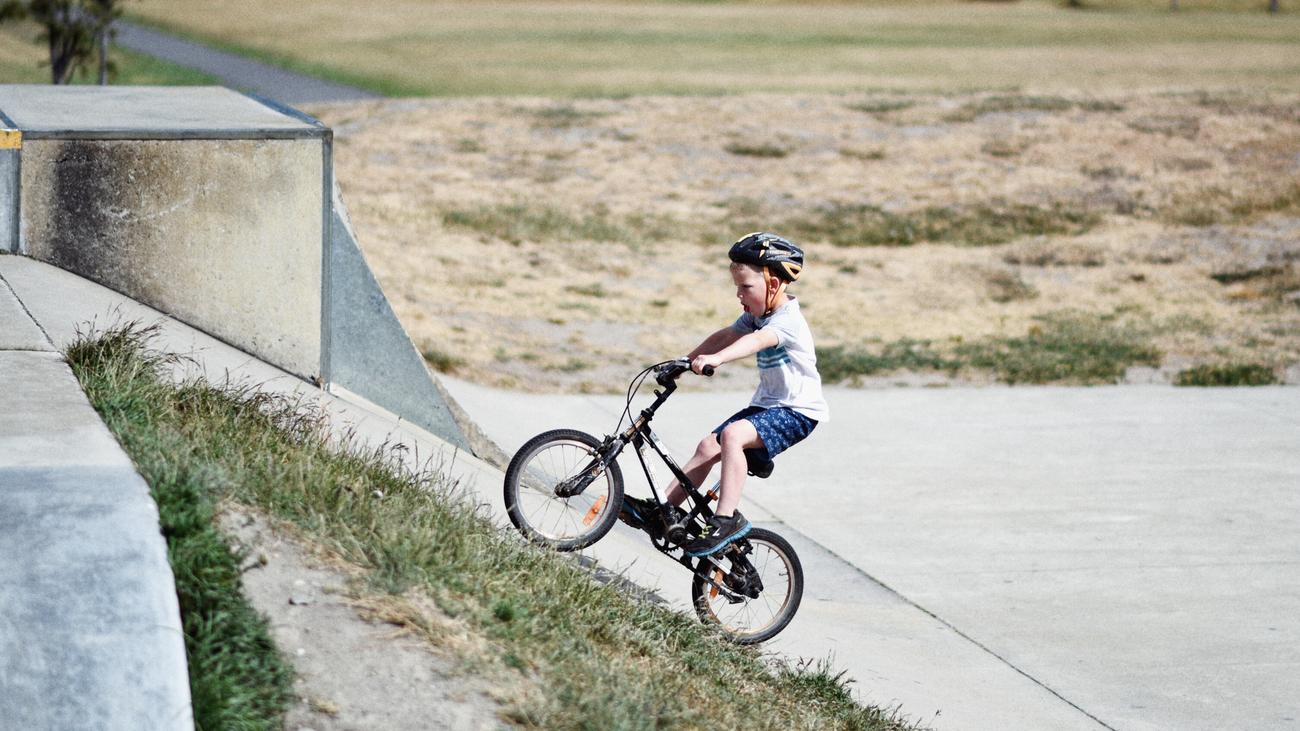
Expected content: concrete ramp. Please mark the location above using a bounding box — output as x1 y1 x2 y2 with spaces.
0 85 467 450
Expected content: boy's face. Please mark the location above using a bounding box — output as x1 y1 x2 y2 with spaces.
731 264 769 316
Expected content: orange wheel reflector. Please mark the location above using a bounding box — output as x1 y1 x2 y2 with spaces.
583 495 607 526
710 569 724 599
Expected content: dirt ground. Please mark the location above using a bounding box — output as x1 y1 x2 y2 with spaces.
308 91 1300 392
220 506 510 731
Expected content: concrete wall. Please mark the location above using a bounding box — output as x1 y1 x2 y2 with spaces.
20 137 324 380
0 85 469 450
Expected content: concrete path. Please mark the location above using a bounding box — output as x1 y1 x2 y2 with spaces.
0 260 192 730
442 376 1300 731
8 253 1298 729
116 21 380 104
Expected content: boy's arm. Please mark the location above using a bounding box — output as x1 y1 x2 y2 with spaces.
686 326 743 361
691 329 778 374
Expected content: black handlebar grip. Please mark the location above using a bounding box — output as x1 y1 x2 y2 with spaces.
702 365 715 377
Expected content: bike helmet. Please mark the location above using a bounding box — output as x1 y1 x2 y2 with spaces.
728 232 804 283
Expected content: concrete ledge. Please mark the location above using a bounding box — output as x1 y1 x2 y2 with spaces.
0 351 192 731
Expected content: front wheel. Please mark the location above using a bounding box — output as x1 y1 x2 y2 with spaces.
691 527 803 644
503 429 624 551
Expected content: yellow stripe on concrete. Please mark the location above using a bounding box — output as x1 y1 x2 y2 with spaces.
0 130 21 149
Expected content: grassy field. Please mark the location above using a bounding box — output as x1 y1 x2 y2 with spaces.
310 90 1300 391
0 23 218 85
67 324 921 731
126 0 1300 96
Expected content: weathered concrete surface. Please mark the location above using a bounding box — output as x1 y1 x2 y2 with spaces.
327 187 468 450
0 267 49 350
0 85 319 134
19 137 324 379
443 377 1300 731
0 345 192 730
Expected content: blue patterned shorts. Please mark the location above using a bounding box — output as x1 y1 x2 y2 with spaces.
712 406 818 461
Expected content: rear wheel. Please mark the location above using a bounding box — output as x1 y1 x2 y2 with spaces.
503 429 623 551
691 527 803 644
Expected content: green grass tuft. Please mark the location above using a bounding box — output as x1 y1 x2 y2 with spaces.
421 345 465 374
956 310 1161 384
942 94 1115 123
773 201 1100 248
442 203 685 246
817 339 961 383
724 141 792 158
1175 363 1279 386
846 99 915 115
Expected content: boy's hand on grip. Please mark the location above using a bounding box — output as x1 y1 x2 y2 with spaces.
692 354 722 376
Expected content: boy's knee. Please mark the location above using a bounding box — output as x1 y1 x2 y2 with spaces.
695 434 722 459
719 421 756 451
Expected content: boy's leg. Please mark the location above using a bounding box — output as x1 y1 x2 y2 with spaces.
664 434 722 506
716 419 764 517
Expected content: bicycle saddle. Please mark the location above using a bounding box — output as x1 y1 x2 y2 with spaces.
744 448 774 479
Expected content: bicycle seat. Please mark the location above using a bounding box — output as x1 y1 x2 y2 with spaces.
744 448 774 479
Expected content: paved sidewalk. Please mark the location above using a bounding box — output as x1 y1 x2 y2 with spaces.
443 376 1300 731
116 21 380 104
0 263 192 730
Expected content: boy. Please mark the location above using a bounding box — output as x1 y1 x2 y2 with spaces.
623 232 828 557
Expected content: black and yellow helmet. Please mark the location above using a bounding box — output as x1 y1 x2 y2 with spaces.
728 232 804 282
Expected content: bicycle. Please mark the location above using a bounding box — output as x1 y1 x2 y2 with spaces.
502 358 804 644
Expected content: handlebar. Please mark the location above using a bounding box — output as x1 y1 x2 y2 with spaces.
654 358 713 387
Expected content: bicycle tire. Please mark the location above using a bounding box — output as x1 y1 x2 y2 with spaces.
503 429 624 551
691 527 803 644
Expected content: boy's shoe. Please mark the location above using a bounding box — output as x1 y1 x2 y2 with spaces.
620 496 686 538
682 512 751 557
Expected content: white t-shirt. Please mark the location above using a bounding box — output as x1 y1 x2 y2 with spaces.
730 296 829 422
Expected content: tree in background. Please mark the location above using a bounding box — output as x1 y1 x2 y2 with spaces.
86 0 121 84
0 0 121 84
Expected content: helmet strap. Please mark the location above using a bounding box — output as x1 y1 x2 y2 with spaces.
762 266 787 317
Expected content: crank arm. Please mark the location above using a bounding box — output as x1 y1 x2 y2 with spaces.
695 556 744 604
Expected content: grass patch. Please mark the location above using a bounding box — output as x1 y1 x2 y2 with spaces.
63 325 293 731
942 94 1121 122
774 201 1100 248
564 283 608 298
0 24 220 85
839 146 887 161
984 268 1039 303
128 2 1300 96
846 99 916 115
956 310 1161 384
1126 114 1200 139
1164 181 1300 227
421 345 465 374
1175 363 1280 386
68 324 920 731
1002 240 1107 267
526 104 610 129
443 203 687 246
724 141 792 158
817 339 961 383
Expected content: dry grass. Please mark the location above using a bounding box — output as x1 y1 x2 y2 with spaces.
309 91 1300 391
127 0 1300 96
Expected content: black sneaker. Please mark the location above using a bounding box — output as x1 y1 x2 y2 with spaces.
620 496 685 537
682 512 751 557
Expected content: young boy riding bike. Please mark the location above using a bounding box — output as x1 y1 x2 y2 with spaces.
622 232 829 557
